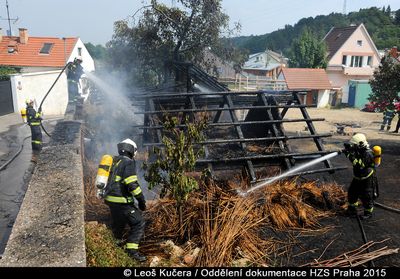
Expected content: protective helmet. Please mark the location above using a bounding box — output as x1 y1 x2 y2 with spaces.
349 133 369 148
25 99 34 106
117 138 137 158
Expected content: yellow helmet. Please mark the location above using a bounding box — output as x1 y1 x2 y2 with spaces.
350 133 369 148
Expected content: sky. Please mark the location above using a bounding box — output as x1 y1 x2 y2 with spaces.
0 0 399 45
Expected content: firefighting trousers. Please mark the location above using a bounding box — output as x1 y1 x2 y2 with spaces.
30 125 42 151
348 174 375 210
106 202 145 248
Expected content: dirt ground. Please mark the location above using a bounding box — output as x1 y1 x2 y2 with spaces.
278 107 400 267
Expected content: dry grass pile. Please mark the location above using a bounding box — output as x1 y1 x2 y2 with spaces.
144 179 346 266
302 239 399 267
83 158 109 221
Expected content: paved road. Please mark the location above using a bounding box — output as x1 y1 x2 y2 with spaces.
0 113 60 256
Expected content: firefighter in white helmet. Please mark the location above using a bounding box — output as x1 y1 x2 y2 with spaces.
25 99 43 158
103 138 147 262
342 133 378 220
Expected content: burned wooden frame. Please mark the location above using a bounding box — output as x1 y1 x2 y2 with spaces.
134 90 345 183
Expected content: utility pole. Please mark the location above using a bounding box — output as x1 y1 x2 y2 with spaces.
343 0 347 15
1 0 18 36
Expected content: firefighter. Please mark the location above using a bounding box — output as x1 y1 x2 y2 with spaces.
380 104 395 131
67 58 84 103
342 133 377 220
104 139 147 262
25 99 43 155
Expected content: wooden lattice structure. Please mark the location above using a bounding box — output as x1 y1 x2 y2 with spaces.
134 90 346 182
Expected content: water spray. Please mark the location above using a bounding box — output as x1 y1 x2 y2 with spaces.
237 152 339 197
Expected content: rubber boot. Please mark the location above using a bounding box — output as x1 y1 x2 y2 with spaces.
346 206 357 217
127 250 147 262
360 211 372 220
387 125 391 131
380 125 384 131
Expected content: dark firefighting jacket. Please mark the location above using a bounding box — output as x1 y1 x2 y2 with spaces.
26 107 42 127
104 155 145 206
345 148 375 180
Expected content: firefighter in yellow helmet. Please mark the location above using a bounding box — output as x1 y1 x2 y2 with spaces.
342 133 377 219
103 139 146 262
25 99 43 155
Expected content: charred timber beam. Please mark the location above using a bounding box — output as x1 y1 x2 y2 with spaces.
293 92 333 169
135 90 303 99
143 133 332 146
133 118 326 129
195 150 338 164
135 104 317 115
225 94 256 182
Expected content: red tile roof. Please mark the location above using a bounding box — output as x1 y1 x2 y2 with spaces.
0 36 78 67
282 68 332 90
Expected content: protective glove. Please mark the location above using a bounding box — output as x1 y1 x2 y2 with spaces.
138 201 146 211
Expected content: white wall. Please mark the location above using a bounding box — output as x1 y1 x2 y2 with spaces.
67 38 95 72
317 90 330 107
10 70 68 116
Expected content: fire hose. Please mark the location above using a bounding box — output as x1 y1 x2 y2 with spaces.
0 136 30 171
37 61 73 138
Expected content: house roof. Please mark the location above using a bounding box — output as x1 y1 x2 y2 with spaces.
0 36 78 67
243 49 288 71
281 68 332 90
323 25 358 60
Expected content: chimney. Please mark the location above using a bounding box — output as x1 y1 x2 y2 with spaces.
19 28 28 44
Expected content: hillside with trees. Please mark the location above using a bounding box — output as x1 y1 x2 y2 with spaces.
232 6 400 56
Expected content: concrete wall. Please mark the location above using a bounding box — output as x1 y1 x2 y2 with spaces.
0 120 86 267
317 89 331 108
10 70 68 116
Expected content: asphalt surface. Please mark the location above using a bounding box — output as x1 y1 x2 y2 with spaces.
0 113 59 256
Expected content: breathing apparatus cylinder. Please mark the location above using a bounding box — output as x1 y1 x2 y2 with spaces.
372 146 382 167
95 155 113 198
20 108 27 123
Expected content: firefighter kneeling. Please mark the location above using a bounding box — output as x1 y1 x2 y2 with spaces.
341 133 380 220
96 139 147 262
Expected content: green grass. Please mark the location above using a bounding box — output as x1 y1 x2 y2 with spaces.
85 222 139 267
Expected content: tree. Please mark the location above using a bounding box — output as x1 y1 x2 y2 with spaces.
289 28 327 68
369 54 400 106
0 66 20 81
395 9 400 25
143 115 208 238
85 43 107 61
107 0 238 87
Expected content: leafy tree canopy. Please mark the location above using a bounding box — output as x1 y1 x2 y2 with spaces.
369 54 400 106
107 0 241 87
289 28 327 68
0 66 20 81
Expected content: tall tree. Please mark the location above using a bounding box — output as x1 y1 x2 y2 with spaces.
369 54 400 105
289 28 327 68
395 9 400 25
107 0 237 87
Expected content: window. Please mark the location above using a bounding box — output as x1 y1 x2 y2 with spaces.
342 55 347 65
78 47 82 56
367 56 372 66
39 43 54 54
357 40 362 46
350 56 363 67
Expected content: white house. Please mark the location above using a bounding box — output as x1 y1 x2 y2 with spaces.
0 28 95 116
242 49 288 80
323 24 380 104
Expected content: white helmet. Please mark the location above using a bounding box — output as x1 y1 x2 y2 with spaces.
349 133 369 148
117 138 137 158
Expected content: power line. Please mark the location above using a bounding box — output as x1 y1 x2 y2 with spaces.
0 0 18 36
